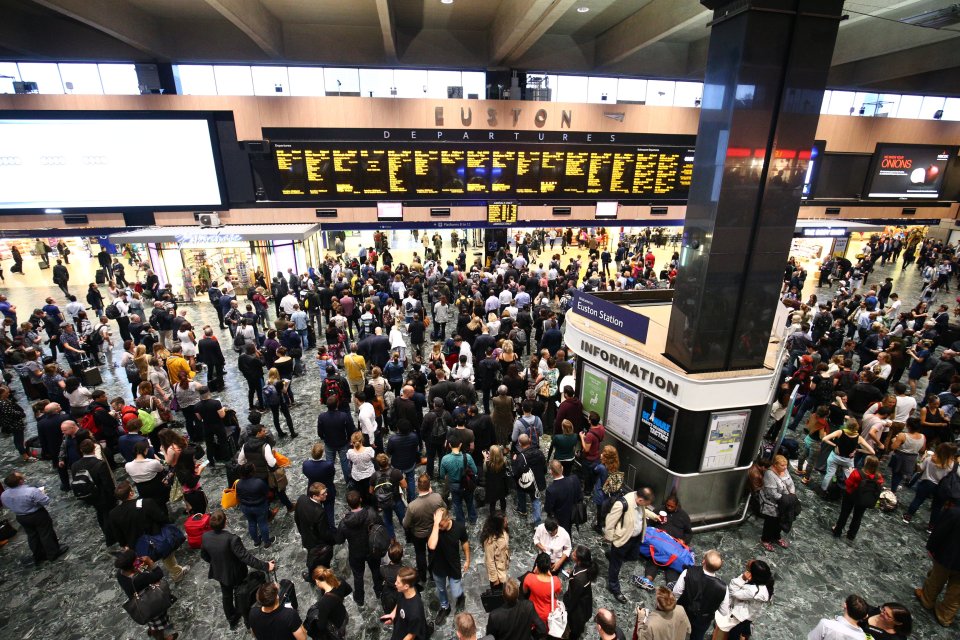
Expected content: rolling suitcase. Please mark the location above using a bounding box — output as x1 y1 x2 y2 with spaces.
80 359 103 387
307 325 316 348
95 269 107 285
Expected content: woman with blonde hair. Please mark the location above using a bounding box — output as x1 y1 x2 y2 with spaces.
483 445 510 512
346 430 376 506
498 339 518 375
759 455 795 551
592 445 622 532
902 441 957 528
264 366 296 438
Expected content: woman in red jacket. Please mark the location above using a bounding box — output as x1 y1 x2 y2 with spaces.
832 455 884 541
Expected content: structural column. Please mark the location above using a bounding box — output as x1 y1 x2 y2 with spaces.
665 0 845 372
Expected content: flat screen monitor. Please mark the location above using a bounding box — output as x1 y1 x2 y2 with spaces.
487 202 518 225
636 396 676 465
814 153 873 200
865 143 956 199
596 201 619 219
377 201 403 221
0 113 225 211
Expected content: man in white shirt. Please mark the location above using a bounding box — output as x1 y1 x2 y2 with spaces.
65 295 84 326
533 519 571 573
279 291 299 316
807 594 868 640
887 381 917 449
356 391 379 449
451 355 474 385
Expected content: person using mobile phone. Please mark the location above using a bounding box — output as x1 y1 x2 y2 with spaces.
381 567 427 640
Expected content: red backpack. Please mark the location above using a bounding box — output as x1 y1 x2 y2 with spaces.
185 513 211 549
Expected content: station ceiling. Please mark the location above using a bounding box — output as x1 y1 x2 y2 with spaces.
2 0 959 95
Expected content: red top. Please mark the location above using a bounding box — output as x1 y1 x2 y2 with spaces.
844 469 884 494
522 573 561 624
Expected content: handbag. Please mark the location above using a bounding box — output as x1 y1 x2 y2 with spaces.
122 579 173 624
168 475 184 503
571 501 588 528
547 578 567 638
0 519 17 541
480 585 505 613
221 480 239 509
134 524 186 560
269 467 289 493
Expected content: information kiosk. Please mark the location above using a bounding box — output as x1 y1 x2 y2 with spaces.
565 290 788 528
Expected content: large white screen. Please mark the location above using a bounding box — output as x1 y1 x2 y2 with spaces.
0 118 223 209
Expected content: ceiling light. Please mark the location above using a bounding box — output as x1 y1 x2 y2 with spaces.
441 0 454 5
900 3 960 28
577 6 590 12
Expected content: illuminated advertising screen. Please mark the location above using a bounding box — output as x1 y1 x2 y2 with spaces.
865 144 956 199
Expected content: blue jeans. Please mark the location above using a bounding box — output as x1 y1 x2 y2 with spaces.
433 572 464 609
240 502 270 545
516 489 542 524
298 329 308 351
325 445 351 481
402 466 417 503
449 485 477 524
821 451 854 491
907 479 945 526
382 500 407 540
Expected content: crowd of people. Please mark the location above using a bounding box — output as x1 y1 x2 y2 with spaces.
0 228 955 640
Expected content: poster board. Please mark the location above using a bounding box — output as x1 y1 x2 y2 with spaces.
606 378 641 441
580 363 610 421
636 396 676 465
701 410 750 471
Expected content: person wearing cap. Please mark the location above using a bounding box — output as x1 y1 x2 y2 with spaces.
59 322 86 375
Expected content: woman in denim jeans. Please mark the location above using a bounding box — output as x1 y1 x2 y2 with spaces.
821 418 875 492
902 442 957 529
236 462 275 548
797 405 829 485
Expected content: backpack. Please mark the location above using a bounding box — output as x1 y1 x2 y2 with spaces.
124 361 141 384
431 411 448 443
104 303 121 320
323 377 342 406
86 326 104 348
598 491 626 526
460 452 476 493
367 510 389 559
70 465 97 502
78 410 101 437
516 416 540 449
138 408 157 435
373 470 396 510
855 472 883 509
262 382 280 407
306 592 348 640
937 461 960 503
516 452 535 490
184 512 211 549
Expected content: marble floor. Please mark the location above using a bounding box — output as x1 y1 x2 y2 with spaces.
0 236 951 639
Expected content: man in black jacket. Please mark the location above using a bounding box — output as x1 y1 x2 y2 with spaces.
88 390 121 468
238 343 265 410
197 326 226 388
544 460 583 534
486 578 545 640
37 402 69 489
674 550 726 640
108 481 189 582
295 482 335 581
70 438 117 545
201 509 275 629
316 396 355 481
335 490 384 607
916 504 960 627
475 348 500 413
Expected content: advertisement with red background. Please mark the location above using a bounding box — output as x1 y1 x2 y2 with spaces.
866 143 957 199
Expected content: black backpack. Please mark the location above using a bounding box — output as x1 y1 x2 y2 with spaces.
855 473 883 509
104 303 121 320
70 465 98 502
431 411 448 443
373 470 395 510
306 592 348 640
460 452 476 493
367 509 389 559
124 361 141 384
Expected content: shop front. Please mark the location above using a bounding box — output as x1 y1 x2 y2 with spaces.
109 224 321 300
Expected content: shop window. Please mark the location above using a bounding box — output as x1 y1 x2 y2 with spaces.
674 82 702 107
919 95 946 120
16 62 64 94
213 65 254 96
288 67 326 96
98 64 140 95
587 76 618 104
58 63 103 94
895 95 923 119
427 69 463 99
852 92 879 116
359 68 395 98
645 80 675 106
874 94 900 118
941 98 960 121
825 90 855 116
616 78 647 104
251 66 289 96
556 75 589 103
0 62 21 94
323 67 360 96
175 65 218 96
392 69 429 98
462 71 486 99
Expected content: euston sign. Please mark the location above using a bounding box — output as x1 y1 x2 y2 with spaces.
570 290 650 343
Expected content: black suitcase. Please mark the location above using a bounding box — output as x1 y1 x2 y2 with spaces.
208 376 225 392
81 362 103 387
307 325 316 348
38 261 50 270
95 269 107 285
234 570 267 628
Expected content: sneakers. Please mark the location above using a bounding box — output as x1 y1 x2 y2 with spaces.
435 606 451 625
172 565 191 583
902 514 913 524
455 595 466 613
632 575 655 591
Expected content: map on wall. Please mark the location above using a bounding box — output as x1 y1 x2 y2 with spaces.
701 410 750 471
581 364 609 420
606 378 641 442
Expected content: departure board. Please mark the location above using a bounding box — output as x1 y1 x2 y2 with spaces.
269 141 696 202
488 202 518 225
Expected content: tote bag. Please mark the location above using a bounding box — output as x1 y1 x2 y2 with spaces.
547 579 567 638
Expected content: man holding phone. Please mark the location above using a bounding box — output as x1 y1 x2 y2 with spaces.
381 567 428 640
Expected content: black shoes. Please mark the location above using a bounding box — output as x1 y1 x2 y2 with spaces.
229 616 242 630
435 606 451 625
263 536 276 549
607 589 628 604
455 595 465 613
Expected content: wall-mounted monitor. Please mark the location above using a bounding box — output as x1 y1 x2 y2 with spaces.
377 202 403 221
596 201 619 219
0 111 227 212
636 396 676 465
865 143 957 199
487 202 518 225
814 153 873 200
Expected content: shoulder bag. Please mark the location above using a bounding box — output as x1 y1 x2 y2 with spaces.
547 578 567 638
221 480 239 509
122 579 173 625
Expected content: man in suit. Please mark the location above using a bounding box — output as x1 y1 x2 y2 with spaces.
70 438 117 545
486 578 545 640
544 460 583 534
108 481 189 582
197 326 226 389
201 509 275 629
36 403 69 489
294 482 336 581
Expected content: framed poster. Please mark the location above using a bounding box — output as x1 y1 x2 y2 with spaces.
606 378 641 442
701 410 750 471
580 363 610 420
636 396 676 465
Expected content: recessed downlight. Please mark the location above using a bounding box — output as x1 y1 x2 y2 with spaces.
441 0 454 5
577 6 590 12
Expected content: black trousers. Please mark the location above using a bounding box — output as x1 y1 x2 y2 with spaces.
93 502 117 545
219 583 239 621
16 508 61 562
834 493 868 540
412 535 429 583
761 515 782 543
348 554 383 606
117 316 131 342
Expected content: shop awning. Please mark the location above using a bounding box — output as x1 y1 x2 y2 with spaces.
109 224 320 244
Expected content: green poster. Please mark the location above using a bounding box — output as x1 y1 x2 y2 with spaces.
581 365 609 420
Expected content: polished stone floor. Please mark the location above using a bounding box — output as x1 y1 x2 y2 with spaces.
0 237 950 639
